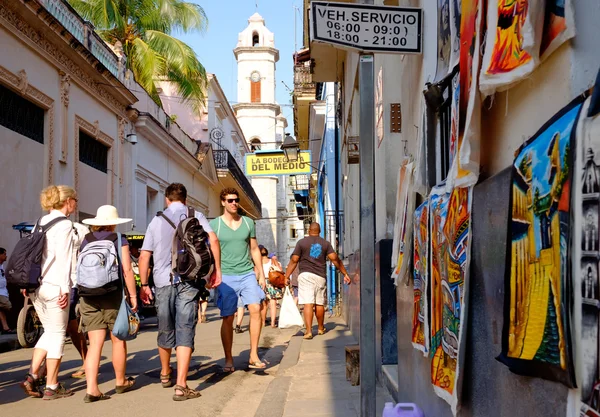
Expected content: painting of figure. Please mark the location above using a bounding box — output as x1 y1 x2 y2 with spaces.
412 200 430 353
498 97 584 387
436 0 452 80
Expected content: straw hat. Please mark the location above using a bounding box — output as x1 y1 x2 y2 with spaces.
82 205 132 226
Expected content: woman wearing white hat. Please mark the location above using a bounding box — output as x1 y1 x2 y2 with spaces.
79 205 137 403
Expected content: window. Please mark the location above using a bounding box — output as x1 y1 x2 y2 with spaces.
290 227 298 239
251 79 261 103
252 32 260 46
79 130 109 173
250 138 261 151
0 83 44 143
289 199 296 213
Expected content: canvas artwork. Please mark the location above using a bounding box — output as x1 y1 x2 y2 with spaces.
540 0 575 61
413 199 430 354
449 72 460 172
392 161 415 285
414 102 430 197
435 0 452 81
449 0 462 70
498 96 584 387
446 0 482 189
429 185 473 413
479 0 544 96
573 97 600 417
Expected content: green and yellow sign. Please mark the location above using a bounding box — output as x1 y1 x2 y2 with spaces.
245 151 312 176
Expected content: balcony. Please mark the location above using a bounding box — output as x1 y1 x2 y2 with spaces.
294 62 316 96
213 150 262 218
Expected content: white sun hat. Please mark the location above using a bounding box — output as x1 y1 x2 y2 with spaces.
82 205 132 226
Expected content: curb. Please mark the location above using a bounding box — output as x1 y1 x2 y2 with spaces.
0 336 21 354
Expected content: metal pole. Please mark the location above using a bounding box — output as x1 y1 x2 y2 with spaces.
359 52 376 417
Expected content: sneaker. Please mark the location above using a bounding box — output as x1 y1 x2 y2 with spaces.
43 383 74 400
234 325 243 334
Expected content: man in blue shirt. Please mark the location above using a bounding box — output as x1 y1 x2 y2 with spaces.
139 183 221 401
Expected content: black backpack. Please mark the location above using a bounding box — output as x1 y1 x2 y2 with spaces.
6 217 69 290
158 207 214 282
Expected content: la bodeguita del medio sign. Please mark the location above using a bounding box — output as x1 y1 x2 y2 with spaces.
245 151 312 176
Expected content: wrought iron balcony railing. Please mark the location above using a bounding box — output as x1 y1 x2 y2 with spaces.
294 63 316 95
213 150 262 214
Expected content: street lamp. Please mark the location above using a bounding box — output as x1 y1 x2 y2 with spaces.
281 133 300 162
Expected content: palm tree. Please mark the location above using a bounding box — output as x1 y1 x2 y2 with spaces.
68 0 208 114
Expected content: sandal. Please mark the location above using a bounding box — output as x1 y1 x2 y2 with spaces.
248 360 267 370
303 333 313 340
221 365 235 373
115 376 136 394
318 329 327 336
160 369 173 388
84 392 111 403
20 373 42 398
71 368 86 379
172 385 202 401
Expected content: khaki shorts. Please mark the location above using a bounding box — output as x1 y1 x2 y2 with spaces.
0 295 11 311
79 291 122 332
298 272 327 306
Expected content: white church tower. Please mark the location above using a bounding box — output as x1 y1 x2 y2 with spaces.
233 13 289 256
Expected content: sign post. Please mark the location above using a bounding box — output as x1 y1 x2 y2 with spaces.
310 2 422 416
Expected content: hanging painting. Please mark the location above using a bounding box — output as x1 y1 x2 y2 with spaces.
449 0 462 70
479 0 544 96
413 199 430 354
446 0 482 189
497 96 585 388
435 0 452 81
540 0 575 61
573 94 600 416
449 71 460 172
392 160 416 285
429 185 473 413
414 101 430 197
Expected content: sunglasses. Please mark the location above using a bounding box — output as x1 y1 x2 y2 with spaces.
226 198 240 204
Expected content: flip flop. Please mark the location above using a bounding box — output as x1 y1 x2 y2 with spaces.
318 329 327 336
248 360 267 370
303 333 313 340
71 368 86 379
221 366 235 373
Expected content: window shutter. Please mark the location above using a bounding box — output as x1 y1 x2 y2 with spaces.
251 81 261 103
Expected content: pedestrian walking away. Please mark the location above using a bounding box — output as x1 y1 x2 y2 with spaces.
260 246 283 328
138 183 222 401
284 222 351 340
78 205 138 403
210 187 267 372
0 247 15 334
20 185 78 400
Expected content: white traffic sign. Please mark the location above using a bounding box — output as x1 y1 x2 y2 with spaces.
311 2 422 54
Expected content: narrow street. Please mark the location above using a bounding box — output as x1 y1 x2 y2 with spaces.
0 309 391 417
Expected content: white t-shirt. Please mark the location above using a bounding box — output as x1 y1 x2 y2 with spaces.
0 263 8 297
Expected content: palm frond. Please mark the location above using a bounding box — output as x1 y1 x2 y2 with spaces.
68 0 126 32
130 37 167 103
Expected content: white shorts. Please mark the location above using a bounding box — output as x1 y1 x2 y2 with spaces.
298 272 327 306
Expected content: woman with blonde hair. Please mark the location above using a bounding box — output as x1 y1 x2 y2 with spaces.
20 185 78 400
79 205 137 403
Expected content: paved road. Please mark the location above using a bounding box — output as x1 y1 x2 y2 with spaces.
0 307 297 417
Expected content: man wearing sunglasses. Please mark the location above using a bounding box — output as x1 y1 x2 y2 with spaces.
210 188 267 371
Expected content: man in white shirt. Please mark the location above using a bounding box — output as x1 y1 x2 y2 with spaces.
0 247 15 334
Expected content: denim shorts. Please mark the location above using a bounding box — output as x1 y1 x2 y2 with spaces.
155 282 200 349
217 271 265 317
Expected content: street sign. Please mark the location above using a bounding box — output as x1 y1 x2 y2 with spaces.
245 151 312 176
311 2 422 54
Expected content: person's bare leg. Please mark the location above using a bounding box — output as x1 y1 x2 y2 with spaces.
158 347 173 382
261 300 267 327
269 299 277 327
315 305 326 333
29 348 47 377
0 310 9 330
236 307 244 327
221 315 235 368
67 319 87 370
110 333 128 386
44 358 62 387
175 346 193 388
303 303 314 336
85 329 106 396
248 303 264 364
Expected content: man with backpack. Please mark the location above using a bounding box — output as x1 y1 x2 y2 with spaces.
138 183 221 401
210 188 267 371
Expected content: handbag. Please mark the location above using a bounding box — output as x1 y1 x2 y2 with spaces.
268 268 286 289
111 233 140 341
278 287 304 329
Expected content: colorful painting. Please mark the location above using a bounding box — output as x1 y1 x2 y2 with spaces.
413 200 430 354
435 0 452 81
498 96 585 387
392 161 415 285
449 72 460 171
449 0 462 69
540 0 574 60
573 96 600 417
429 186 473 412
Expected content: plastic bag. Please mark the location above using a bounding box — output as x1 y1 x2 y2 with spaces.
278 287 304 329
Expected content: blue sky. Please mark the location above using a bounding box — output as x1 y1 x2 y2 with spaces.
177 0 301 132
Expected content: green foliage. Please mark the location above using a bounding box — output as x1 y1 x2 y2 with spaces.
68 0 208 115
